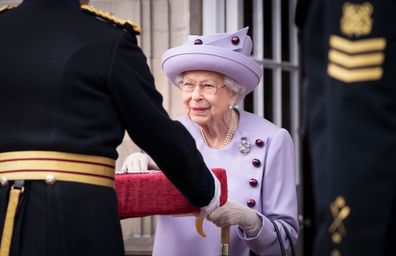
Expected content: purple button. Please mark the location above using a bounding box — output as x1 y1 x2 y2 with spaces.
249 178 258 187
247 199 256 207
231 36 240 45
194 39 203 45
255 139 264 148
252 159 261 167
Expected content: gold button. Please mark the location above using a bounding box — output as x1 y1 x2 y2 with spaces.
332 232 342 244
45 175 56 185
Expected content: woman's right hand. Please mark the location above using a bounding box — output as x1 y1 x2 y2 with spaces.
206 200 263 237
119 152 159 174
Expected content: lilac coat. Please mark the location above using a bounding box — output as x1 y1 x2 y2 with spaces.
153 110 299 256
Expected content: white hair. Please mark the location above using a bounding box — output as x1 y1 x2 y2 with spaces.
223 76 246 104
175 73 246 104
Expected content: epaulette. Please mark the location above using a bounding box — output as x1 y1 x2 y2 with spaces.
81 5 141 35
0 5 14 14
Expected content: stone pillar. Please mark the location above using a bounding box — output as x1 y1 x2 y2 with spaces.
86 0 190 169
88 0 192 254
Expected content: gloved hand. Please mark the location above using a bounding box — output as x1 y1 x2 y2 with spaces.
119 152 159 174
207 200 263 237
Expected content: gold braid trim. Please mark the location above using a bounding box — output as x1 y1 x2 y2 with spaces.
81 5 141 34
0 5 14 13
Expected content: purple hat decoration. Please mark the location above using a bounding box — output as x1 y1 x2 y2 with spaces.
161 27 262 94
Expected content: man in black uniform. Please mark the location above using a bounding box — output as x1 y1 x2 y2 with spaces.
0 0 220 255
298 0 396 255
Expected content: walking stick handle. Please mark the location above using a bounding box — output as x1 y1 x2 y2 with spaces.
220 226 230 256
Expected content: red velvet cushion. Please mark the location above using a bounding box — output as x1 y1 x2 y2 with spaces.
115 168 228 219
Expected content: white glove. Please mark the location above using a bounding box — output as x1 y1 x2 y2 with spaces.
119 152 159 174
207 200 263 237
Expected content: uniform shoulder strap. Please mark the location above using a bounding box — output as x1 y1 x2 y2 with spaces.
0 5 14 14
81 5 141 35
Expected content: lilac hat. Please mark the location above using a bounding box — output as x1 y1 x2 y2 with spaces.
161 27 262 94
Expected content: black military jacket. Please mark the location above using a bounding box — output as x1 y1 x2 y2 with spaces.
299 0 396 255
0 0 214 207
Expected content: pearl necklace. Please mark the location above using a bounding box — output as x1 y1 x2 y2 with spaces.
200 110 238 148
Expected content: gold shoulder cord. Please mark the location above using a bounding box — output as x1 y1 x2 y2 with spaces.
81 5 141 34
0 5 14 14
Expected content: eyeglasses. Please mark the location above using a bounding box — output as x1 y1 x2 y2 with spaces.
178 81 225 95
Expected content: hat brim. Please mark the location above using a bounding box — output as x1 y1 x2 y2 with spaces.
162 45 262 94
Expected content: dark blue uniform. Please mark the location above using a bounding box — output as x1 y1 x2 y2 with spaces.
0 0 215 255
299 0 396 255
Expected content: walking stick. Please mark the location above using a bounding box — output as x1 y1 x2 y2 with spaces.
196 218 230 256
220 226 230 256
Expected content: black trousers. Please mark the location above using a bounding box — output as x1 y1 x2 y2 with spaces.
0 181 124 256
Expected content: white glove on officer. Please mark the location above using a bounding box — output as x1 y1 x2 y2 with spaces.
207 200 263 237
119 152 159 174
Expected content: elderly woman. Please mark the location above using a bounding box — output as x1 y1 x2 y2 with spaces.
122 27 298 256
